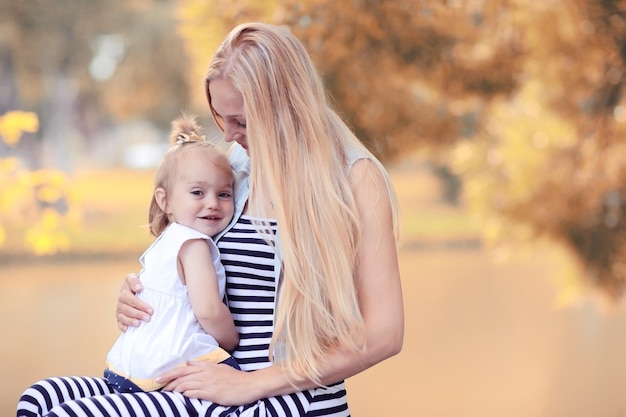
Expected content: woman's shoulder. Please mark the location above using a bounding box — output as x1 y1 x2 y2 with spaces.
344 141 373 170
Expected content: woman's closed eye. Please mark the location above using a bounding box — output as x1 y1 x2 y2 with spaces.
226 117 246 129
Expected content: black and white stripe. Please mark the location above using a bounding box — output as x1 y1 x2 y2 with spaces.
217 216 350 416
218 216 278 371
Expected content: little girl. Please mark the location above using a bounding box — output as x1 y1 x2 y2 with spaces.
77 116 235 397
17 114 240 415
103 114 240 393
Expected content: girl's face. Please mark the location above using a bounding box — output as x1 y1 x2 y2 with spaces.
209 79 248 153
159 152 234 237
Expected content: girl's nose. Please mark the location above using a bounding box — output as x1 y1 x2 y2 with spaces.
205 194 219 209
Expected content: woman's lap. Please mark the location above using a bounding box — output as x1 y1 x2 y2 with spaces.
17 376 114 417
17 376 206 417
18 376 264 417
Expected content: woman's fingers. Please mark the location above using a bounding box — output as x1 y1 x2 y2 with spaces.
115 273 152 331
124 273 143 293
159 363 205 391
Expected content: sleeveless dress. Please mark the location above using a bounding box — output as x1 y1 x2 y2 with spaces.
105 222 234 392
212 214 351 416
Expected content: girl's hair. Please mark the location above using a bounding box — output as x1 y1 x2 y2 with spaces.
148 113 232 237
205 23 399 384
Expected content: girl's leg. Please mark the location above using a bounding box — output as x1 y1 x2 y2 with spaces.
17 376 114 417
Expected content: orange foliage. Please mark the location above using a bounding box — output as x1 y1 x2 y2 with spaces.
451 0 626 299
174 0 626 299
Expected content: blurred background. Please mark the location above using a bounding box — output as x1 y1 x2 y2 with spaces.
2 0 626 416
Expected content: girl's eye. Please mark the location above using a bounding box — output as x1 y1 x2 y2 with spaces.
237 121 247 128
191 190 203 196
219 192 233 199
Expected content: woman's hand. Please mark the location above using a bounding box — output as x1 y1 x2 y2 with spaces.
159 361 262 406
116 273 153 331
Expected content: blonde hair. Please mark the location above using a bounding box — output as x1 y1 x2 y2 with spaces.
148 113 232 236
205 23 398 384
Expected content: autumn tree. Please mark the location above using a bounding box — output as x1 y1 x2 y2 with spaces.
177 0 522 159
0 0 194 255
176 0 282 111
0 0 190 169
0 111 78 255
452 0 626 298
175 0 626 299
287 0 626 299
280 0 521 160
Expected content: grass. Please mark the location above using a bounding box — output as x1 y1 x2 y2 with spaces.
1 168 155 259
1 161 482 259
66 169 155 255
389 162 482 244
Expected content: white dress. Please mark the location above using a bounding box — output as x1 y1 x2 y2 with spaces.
105 222 229 391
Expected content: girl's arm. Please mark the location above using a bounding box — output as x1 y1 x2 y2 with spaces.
179 239 239 352
160 159 404 404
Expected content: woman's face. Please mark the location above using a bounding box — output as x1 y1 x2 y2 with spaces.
209 79 248 153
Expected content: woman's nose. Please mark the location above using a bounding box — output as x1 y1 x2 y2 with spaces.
223 126 235 143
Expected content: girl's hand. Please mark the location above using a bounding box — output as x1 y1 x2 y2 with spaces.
115 273 153 331
159 361 262 406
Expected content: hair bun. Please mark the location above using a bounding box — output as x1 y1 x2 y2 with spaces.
169 112 205 145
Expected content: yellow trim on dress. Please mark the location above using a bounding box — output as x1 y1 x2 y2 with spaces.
106 348 232 391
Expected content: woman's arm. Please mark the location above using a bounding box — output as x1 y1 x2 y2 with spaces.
179 239 239 351
320 157 404 379
247 158 404 389
160 159 404 404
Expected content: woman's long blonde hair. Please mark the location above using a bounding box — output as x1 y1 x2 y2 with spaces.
205 22 398 384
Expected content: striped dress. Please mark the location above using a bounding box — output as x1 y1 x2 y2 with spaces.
16 215 351 417
212 215 351 416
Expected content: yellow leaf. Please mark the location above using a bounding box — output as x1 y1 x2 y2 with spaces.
0 111 39 146
0 157 19 173
37 186 63 204
41 208 60 229
24 212 71 255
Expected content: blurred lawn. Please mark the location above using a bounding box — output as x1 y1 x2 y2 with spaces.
2 169 155 259
391 163 482 244
2 160 482 259
65 169 155 255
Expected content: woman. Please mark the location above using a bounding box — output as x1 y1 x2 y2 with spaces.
157 21 405 411
20 22 403 417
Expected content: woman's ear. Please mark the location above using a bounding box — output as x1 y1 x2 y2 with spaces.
154 187 169 213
